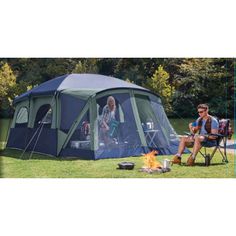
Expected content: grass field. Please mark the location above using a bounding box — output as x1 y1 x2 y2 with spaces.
0 148 234 178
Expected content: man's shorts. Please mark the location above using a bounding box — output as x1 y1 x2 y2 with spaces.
202 139 217 147
185 136 217 148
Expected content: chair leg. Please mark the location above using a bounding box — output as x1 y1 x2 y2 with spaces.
205 154 211 166
199 150 205 158
200 141 229 165
210 146 218 160
199 148 211 166
218 147 228 162
223 137 228 163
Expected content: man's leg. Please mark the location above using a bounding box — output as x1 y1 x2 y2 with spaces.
172 136 193 164
187 135 204 166
177 136 192 154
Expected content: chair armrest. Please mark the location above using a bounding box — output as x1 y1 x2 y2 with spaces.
205 133 224 138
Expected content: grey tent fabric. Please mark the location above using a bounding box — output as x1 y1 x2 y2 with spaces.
14 74 147 104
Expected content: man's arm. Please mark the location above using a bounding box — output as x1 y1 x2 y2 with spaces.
207 118 219 140
207 128 218 140
189 122 199 134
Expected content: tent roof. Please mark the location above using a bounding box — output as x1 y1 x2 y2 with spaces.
14 74 149 104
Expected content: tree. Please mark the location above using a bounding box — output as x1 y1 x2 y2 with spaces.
0 62 17 117
73 59 99 74
0 62 16 99
171 58 234 117
113 58 165 86
145 65 173 113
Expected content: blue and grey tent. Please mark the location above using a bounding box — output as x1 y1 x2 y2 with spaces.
7 74 181 160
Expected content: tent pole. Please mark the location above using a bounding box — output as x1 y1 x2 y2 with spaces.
20 92 57 159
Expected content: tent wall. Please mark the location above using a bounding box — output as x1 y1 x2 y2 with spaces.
133 92 181 155
28 96 57 128
7 100 30 149
57 97 93 157
7 95 58 156
59 93 87 132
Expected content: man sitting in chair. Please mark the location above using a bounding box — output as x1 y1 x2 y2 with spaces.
172 104 219 166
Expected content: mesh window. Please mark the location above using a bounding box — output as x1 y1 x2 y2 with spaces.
66 110 91 150
15 107 28 127
150 96 179 142
34 104 52 128
96 93 141 155
135 94 177 149
60 94 86 133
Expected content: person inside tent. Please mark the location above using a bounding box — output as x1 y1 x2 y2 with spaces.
172 104 219 166
99 96 118 145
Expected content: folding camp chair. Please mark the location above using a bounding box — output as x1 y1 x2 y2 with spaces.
199 119 232 166
199 133 228 166
184 119 233 166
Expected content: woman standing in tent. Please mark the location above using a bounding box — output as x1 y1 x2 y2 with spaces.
100 96 117 145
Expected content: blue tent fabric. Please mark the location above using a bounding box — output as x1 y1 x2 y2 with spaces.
60 94 87 131
14 74 147 104
14 74 68 104
7 127 29 150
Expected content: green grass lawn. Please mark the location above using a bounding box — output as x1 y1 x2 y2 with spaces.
0 148 235 178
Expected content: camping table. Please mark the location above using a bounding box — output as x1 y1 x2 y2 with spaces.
144 129 159 148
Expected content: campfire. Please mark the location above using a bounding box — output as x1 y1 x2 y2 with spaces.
140 150 171 174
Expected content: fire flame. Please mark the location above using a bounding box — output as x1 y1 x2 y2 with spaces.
142 150 163 169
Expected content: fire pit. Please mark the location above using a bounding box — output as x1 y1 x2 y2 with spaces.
139 150 171 174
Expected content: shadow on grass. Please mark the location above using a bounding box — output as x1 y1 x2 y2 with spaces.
181 162 226 167
1 148 92 161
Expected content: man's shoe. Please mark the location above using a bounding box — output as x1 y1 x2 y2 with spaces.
186 156 195 166
172 155 181 165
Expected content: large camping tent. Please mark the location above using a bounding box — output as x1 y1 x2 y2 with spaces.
7 74 182 160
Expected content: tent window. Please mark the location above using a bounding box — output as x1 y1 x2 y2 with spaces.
15 107 28 127
66 110 91 150
96 93 141 152
34 104 52 128
60 94 86 133
135 94 170 148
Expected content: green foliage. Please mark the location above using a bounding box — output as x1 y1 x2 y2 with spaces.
73 59 99 74
145 65 173 113
0 62 16 99
0 62 17 115
9 81 32 104
172 58 234 117
146 65 171 96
